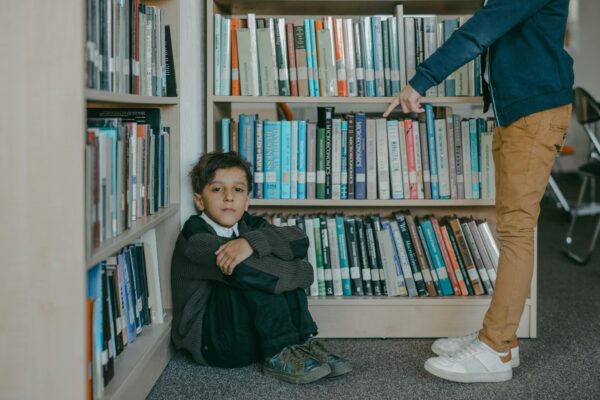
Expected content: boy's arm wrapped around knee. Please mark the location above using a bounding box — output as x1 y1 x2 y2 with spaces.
227 256 314 294
241 225 309 261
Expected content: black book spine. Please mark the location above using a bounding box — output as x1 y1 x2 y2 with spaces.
106 266 124 354
355 217 374 296
344 217 364 296
364 217 383 296
370 216 387 296
164 25 178 96
396 215 429 296
101 264 115 385
319 216 334 296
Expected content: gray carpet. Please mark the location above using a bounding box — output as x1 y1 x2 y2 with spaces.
148 175 600 399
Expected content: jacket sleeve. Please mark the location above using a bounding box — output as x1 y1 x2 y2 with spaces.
409 0 552 95
183 232 313 293
240 225 310 260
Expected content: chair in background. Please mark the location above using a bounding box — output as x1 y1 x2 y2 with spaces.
564 87 600 265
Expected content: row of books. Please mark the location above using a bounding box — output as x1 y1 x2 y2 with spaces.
86 0 177 96
213 6 481 97
85 108 171 253
263 212 498 298
222 105 495 200
87 230 164 399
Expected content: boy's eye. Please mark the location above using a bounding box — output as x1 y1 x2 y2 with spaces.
211 187 222 192
235 187 246 193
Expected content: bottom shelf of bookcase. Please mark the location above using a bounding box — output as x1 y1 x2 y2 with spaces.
308 297 536 339
100 311 173 400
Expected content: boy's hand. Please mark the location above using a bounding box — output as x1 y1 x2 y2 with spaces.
215 238 253 275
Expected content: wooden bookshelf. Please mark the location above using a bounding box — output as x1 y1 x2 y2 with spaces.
206 0 538 340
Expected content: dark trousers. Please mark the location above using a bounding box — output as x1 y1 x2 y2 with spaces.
201 278 318 368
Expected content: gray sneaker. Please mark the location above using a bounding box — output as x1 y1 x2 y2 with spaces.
299 338 353 377
263 344 331 384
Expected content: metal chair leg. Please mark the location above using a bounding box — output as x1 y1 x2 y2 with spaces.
548 175 572 213
564 175 599 265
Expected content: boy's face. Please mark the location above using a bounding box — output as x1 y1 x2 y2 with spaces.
194 167 250 228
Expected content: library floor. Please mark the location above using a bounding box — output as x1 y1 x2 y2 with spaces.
148 174 600 400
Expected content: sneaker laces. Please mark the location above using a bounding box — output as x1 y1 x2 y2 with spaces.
279 345 307 371
448 340 484 361
447 331 478 342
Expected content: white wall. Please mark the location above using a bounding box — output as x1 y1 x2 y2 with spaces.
179 0 206 224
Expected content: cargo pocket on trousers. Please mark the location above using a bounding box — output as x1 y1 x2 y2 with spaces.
550 124 569 154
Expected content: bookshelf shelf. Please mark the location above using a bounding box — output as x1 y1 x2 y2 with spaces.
86 204 180 268
99 312 173 400
250 199 495 207
207 0 537 340
210 96 484 105
85 89 179 105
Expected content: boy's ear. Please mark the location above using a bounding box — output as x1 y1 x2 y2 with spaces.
193 193 204 211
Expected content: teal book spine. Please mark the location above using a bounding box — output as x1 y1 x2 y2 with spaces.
420 219 453 296
335 215 352 296
263 120 281 199
469 119 480 199
425 104 440 199
297 120 307 199
280 120 292 199
220 118 230 152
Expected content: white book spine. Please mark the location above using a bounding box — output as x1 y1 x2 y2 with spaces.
140 229 165 323
220 17 232 96
478 222 500 269
213 14 221 95
343 19 357 96
395 5 407 88
386 120 404 200
376 118 391 199
389 220 417 297
435 116 451 199
398 121 410 199
461 120 473 199
480 130 495 199
331 119 342 200
423 16 438 97
366 118 378 199
248 13 260 95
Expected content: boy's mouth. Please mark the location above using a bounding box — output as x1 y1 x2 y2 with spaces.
222 208 237 212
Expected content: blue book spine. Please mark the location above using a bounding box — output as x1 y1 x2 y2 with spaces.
304 19 314 97
335 215 353 296
280 121 292 199
371 16 385 97
159 133 165 208
470 119 480 199
309 19 320 96
354 112 367 199
420 220 453 295
263 121 281 199
238 114 256 165
340 120 348 199
381 220 407 295
254 120 264 198
425 104 440 199
220 118 230 152
87 263 104 375
298 120 307 199
117 253 137 343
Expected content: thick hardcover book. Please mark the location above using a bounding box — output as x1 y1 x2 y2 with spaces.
335 215 353 296
371 16 385 97
395 214 429 296
319 216 335 296
446 109 457 199
306 122 317 199
344 217 365 295
453 114 465 199
448 218 484 295
431 218 461 295
340 120 348 199
286 23 299 96
256 25 279 96
220 17 232 96
346 114 356 199
316 25 337 96
444 223 474 295
461 119 472 199
467 220 497 287
220 118 230 151
293 25 309 96
461 220 493 294
398 121 410 200
354 112 367 199
263 121 281 199
404 120 418 199
370 216 387 295
333 18 348 96
469 119 481 199
235 29 254 96
418 218 454 296
439 224 469 296
312 216 326 296
238 114 256 167
386 219 415 296
230 18 241 96
363 217 383 295
388 17 401 96
478 221 499 269
404 214 437 296
376 226 405 296
354 217 374 295
164 25 177 96
480 130 495 200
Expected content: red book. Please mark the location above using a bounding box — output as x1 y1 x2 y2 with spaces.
440 225 469 295
231 18 241 96
404 119 418 199
431 218 461 295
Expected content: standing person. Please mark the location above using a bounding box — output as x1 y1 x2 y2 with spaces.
383 0 573 383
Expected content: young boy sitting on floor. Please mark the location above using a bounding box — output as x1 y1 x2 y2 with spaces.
171 151 352 384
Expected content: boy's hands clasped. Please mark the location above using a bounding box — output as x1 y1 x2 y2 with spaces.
215 238 253 275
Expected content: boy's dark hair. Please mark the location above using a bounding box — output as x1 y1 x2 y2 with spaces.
189 151 253 194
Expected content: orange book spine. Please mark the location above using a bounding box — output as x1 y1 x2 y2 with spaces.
441 225 469 295
231 18 241 96
286 23 299 96
404 119 418 199
431 218 461 295
314 19 324 96
333 18 348 96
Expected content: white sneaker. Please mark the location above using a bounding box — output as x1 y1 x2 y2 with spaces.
425 339 513 383
431 332 520 368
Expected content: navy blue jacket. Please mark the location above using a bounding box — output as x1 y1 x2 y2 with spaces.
409 0 574 126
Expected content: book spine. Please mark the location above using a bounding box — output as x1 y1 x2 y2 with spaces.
468 220 497 287
335 215 353 296
440 223 469 295
303 20 315 96
324 107 333 198
346 114 355 199
431 218 461 295
449 218 484 295
309 19 320 96
326 217 343 296
387 220 416 296
333 18 348 96
254 120 264 199
286 23 299 96
294 25 309 97
354 112 367 199
355 217 374 295
312 216 326 296
280 120 292 199
444 224 474 295
371 16 385 97
344 217 364 295
297 120 307 199
395 5 407 88
425 104 439 199
376 118 390 199
388 17 401 96
396 215 429 296
231 18 241 96
461 221 492 294
364 217 383 295
366 118 378 199
343 19 357 97
354 21 365 97
331 118 342 199
220 118 230 151
378 222 406 296
304 218 319 296
386 119 404 200
290 120 299 199
382 18 391 96
263 121 281 199
405 214 437 296
340 120 348 199
275 18 290 96
361 17 375 97
220 17 231 96
370 217 387 295
470 118 480 199
306 122 317 199
247 14 260 95
319 216 334 296
213 14 221 95
419 219 453 296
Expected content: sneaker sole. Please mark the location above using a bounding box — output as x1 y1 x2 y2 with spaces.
432 346 520 368
263 364 331 384
327 363 353 378
424 361 512 383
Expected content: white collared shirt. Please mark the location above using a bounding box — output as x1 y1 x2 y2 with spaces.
200 213 239 238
